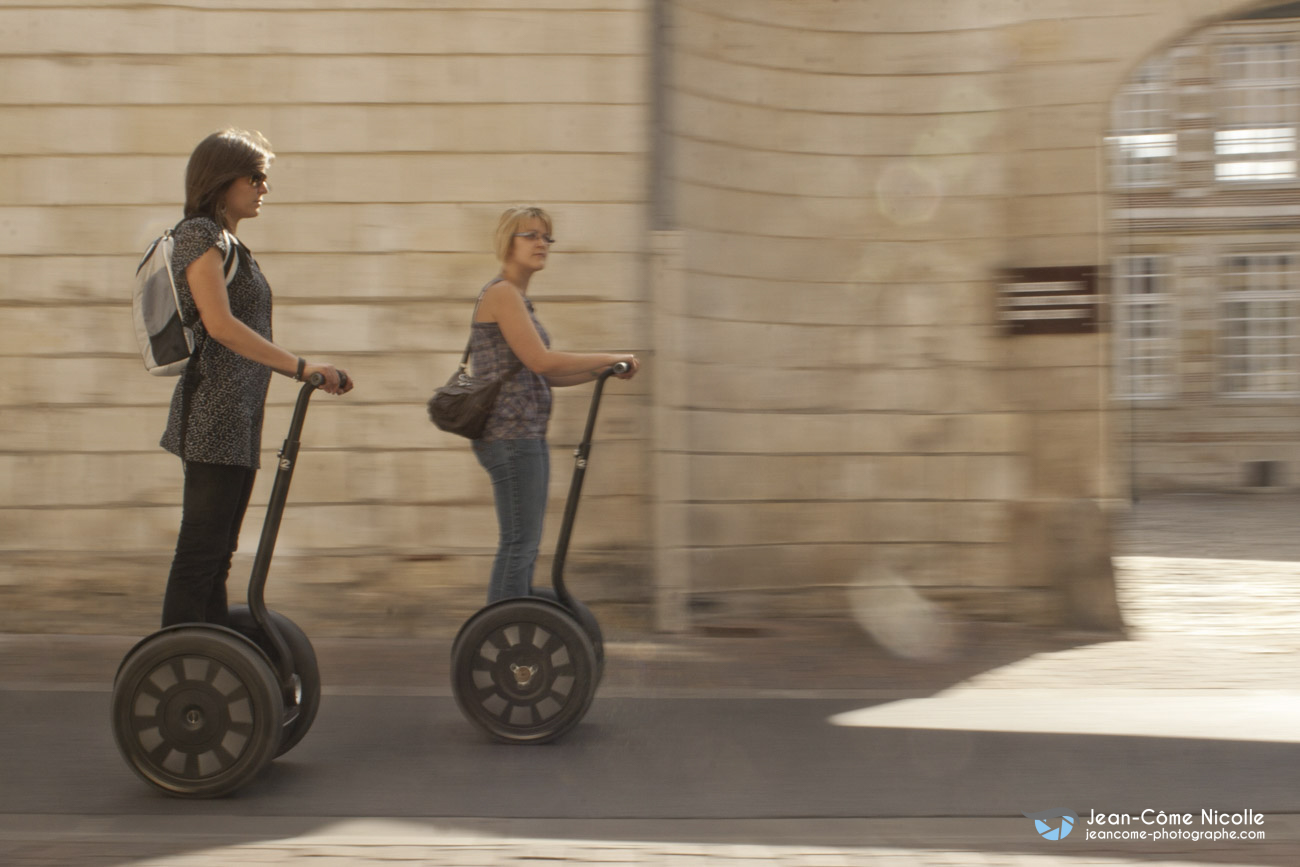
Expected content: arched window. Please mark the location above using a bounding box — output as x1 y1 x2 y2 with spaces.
1214 38 1300 181
1111 58 1176 188
1110 4 1300 402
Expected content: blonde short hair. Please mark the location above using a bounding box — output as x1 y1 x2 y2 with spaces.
494 205 553 262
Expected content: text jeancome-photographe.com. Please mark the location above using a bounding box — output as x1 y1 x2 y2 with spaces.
1084 809 1265 842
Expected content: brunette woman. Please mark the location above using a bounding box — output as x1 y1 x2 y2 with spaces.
159 129 354 627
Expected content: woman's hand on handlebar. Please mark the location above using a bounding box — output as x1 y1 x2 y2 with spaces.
303 363 354 394
612 355 639 379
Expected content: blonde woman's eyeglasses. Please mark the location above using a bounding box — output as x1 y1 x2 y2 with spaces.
513 231 555 245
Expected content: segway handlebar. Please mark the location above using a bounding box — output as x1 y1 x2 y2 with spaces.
551 359 630 600
250 368 347 687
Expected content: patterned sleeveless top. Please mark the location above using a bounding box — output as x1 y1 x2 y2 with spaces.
468 279 552 441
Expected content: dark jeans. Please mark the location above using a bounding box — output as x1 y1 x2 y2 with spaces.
472 437 549 603
161 461 257 627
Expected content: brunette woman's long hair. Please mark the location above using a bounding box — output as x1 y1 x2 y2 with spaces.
183 129 274 230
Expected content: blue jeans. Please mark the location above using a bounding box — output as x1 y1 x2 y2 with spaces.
473 438 549 603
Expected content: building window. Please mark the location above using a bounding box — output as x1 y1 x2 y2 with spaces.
1219 253 1300 394
1114 256 1177 398
1216 42 1300 181
1111 59 1175 187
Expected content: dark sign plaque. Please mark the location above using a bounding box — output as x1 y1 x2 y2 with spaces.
999 266 1099 336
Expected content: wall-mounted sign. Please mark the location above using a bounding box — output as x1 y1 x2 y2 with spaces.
998 266 1099 336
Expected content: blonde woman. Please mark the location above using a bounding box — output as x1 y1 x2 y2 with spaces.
469 206 638 602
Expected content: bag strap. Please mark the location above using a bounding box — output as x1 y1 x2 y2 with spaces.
221 229 241 288
177 342 204 462
459 277 500 367
462 277 524 380
156 229 189 330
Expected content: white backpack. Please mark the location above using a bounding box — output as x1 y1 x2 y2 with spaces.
132 224 240 376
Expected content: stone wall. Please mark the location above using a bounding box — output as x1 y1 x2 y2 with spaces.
0 0 652 635
661 0 1024 623
0 0 1267 637
657 0 1256 631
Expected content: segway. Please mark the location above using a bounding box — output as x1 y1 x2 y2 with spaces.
111 371 345 797
451 361 629 743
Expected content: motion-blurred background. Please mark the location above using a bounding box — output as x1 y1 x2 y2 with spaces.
5 0 1300 646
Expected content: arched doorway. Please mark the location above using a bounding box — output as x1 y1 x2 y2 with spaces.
1110 2 1300 494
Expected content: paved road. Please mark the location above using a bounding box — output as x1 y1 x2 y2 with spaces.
3 493 1300 865
3 688 1297 865
7 688 1300 819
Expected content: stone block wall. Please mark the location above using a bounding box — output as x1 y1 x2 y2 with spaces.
657 0 1255 629
663 0 1023 622
0 0 652 635
0 0 1268 637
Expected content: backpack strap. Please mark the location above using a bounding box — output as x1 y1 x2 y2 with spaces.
168 220 242 329
177 343 203 462
221 229 241 288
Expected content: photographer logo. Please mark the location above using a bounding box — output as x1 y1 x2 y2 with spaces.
1023 808 1079 841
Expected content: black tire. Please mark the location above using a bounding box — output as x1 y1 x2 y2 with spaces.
228 606 321 758
451 599 598 744
531 587 605 681
111 627 283 798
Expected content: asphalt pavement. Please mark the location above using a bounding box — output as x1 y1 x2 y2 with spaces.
2 493 1299 866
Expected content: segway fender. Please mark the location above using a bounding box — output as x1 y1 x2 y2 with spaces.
113 622 274 684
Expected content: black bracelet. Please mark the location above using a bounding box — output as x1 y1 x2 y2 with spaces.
294 357 306 381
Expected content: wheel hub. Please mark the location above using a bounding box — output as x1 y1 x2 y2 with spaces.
495 646 549 700
161 686 226 749
509 662 540 687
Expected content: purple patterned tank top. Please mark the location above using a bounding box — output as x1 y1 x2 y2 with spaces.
468 280 552 441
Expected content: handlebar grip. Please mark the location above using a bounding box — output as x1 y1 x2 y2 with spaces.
306 371 349 390
611 361 632 375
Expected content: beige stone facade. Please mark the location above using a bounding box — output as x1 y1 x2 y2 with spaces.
0 0 1273 637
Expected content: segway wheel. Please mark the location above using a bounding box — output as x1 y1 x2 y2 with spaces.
112 627 284 798
452 599 598 744
531 588 605 681
227 607 321 758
